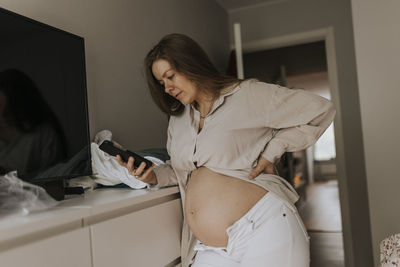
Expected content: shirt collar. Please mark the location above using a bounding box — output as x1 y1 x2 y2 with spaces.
190 82 242 116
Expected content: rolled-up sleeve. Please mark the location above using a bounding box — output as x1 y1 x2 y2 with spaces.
259 83 336 163
149 118 178 188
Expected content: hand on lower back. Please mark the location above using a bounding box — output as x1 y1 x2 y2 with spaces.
248 156 277 179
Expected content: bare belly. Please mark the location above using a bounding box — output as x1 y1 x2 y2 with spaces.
185 167 267 247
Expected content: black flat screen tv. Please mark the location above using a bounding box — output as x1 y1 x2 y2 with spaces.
0 7 91 194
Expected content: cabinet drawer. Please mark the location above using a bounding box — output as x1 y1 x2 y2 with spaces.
91 198 182 267
0 227 91 267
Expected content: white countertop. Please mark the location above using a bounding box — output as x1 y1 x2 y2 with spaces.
0 186 180 245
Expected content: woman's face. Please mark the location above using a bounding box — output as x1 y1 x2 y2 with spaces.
152 59 198 105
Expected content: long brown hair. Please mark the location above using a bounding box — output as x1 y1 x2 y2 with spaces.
144 33 241 116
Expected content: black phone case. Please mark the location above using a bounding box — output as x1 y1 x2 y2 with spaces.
99 140 153 170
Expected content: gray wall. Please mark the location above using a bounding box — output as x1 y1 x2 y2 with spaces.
351 0 400 266
0 0 229 149
228 1 373 266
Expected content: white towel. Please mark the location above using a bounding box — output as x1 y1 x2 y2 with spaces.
90 130 164 189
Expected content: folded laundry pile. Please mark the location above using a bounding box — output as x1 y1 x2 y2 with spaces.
91 143 164 189
69 130 168 190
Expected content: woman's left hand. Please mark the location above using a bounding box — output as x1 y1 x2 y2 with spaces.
249 156 277 179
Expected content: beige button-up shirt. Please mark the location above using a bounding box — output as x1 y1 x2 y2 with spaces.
152 79 336 266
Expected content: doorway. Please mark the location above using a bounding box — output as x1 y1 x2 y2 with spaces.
242 40 344 267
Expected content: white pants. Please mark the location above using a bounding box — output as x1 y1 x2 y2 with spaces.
192 193 310 267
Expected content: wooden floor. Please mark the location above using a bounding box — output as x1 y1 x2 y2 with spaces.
299 180 342 232
298 180 345 267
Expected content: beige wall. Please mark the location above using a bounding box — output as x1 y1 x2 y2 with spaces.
0 0 229 149
227 1 373 266
351 0 400 265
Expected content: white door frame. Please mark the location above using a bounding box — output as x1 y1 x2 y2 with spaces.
236 28 341 117
236 27 352 264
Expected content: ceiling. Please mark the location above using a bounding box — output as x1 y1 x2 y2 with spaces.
214 0 286 11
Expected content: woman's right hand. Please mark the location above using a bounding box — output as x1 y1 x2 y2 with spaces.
116 155 158 185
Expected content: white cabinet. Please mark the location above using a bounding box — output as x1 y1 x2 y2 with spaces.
0 227 91 267
0 187 182 267
91 199 182 267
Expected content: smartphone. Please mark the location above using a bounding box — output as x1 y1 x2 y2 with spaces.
99 140 153 170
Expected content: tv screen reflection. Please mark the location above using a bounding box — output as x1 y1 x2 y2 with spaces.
0 69 67 178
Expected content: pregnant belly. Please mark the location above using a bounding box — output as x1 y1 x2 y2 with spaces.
185 167 268 247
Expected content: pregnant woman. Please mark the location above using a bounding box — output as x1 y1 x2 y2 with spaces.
118 33 335 267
